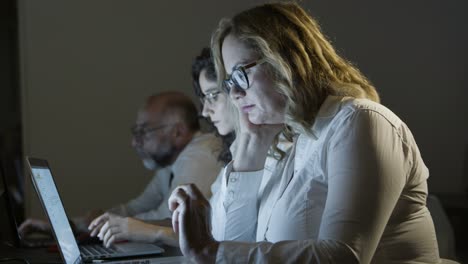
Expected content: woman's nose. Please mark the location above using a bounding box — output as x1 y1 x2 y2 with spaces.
201 103 212 118
229 86 246 100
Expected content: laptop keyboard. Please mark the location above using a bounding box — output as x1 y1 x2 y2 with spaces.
80 244 118 258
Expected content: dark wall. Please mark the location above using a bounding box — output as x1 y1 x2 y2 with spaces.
0 0 23 222
19 1 467 217
0 0 21 148
303 1 468 193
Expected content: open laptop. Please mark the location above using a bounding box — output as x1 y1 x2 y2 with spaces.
1 159 56 248
26 157 165 263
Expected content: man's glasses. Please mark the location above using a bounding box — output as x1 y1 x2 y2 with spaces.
131 124 174 139
199 91 221 105
223 59 266 93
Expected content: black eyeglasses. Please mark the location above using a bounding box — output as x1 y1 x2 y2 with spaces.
223 59 266 93
130 124 174 139
199 90 221 105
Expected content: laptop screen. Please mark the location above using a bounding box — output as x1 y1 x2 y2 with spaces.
29 160 81 264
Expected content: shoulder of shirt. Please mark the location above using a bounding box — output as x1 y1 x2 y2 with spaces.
341 97 403 129
176 132 222 160
187 132 221 149
299 96 403 143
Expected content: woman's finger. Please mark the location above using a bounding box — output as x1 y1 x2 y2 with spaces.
168 186 188 211
170 188 189 233
178 197 188 243
178 184 205 200
172 207 180 234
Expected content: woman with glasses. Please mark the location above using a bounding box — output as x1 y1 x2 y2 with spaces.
193 47 291 243
192 47 236 166
86 48 251 248
169 2 440 263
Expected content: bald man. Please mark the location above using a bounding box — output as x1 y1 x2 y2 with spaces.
108 91 222 219
20 91 222 246
85 91 223 246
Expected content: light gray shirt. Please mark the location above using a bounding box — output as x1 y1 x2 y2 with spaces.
212 96 440 263
109 132 222 221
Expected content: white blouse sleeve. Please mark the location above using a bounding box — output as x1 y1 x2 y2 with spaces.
216 109 412 263
210 161 264 242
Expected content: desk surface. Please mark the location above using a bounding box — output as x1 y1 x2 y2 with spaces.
0 243 186 264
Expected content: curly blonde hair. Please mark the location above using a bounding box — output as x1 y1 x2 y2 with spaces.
211 2 379 136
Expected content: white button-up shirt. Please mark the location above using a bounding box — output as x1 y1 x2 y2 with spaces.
211 96 440 263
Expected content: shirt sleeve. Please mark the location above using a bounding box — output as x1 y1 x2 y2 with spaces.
216 109 411 263
211 161 264 242
131 204 171 221
171 143 222 200
107 169 166 219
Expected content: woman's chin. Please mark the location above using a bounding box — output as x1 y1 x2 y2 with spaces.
248 114 284 126
217 128 229 136
247 115 263 125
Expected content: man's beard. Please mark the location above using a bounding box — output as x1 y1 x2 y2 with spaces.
136 148 173 171
142 158 159 171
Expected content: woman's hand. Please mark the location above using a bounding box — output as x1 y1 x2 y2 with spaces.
233 111 283 171
168 184 218 264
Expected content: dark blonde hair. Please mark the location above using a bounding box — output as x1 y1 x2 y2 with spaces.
211 2 379 135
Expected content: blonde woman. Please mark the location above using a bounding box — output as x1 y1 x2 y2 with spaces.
169 2 440 263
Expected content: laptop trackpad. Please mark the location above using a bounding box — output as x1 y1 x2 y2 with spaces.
114 242 164 254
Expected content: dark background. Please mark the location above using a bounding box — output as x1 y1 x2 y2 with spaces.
1 0 467 261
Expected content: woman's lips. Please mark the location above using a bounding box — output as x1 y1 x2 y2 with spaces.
241 105 255 113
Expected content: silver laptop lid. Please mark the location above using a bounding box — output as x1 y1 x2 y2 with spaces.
26 157 82 264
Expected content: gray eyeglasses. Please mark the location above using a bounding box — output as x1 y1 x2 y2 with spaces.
131 123 174 139
199 90 221 105
223 59 266 93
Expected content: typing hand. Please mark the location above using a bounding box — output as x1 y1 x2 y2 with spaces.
169 184 218 264
18 218 52 238
88 213 163 247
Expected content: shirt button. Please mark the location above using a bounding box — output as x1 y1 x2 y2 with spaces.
229 191 234 196
230 177 237 183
